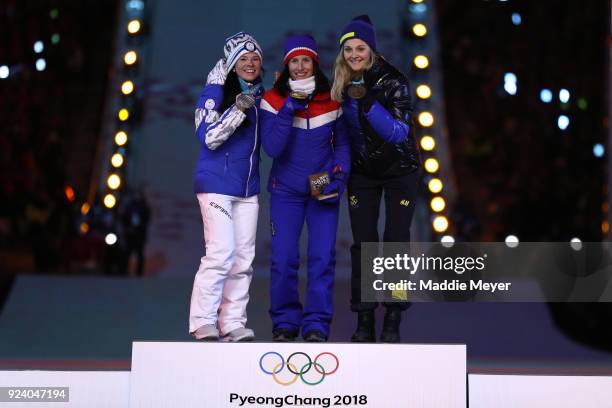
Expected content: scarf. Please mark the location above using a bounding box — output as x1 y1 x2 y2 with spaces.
288 76 316 95
238 77 263 96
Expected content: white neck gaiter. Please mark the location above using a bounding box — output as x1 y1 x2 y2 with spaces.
288 76 316 95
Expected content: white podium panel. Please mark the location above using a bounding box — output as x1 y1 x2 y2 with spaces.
0 370 130 408
469 374 612 408
130 342 466 408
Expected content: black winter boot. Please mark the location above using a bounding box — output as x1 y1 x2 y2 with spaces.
303 330 328 342
380 308 402 343
272 328 298 342
350 310 376 342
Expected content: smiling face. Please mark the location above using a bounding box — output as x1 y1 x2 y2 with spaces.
234 52 262 82
343 38 371 74
288 55 314 80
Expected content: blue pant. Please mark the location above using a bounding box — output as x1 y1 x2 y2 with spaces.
269 192 339 337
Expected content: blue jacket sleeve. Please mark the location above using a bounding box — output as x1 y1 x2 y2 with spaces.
363 83 412 144
260 102 295 158
195 84 223 147
195 83 248 150
331 109 351 182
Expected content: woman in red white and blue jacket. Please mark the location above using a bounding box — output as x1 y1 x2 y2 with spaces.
260 35 350 342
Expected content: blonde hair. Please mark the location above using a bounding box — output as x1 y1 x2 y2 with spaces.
331 45 376 102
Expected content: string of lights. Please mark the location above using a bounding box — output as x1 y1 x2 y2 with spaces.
0 8 60 79
85 0 147 247
406 0 453 241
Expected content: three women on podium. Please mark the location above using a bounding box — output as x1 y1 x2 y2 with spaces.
189 15 420 343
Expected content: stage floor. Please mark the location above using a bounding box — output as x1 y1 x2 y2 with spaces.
0 273 611 374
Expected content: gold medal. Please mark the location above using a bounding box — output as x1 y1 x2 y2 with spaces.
290 91 309 100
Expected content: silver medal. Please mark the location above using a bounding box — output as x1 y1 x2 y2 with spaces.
236 94 255 111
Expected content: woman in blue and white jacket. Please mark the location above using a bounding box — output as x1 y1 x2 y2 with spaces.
260 35 351 342
189 32 264 342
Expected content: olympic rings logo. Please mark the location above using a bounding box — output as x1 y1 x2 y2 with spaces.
259 351 340 386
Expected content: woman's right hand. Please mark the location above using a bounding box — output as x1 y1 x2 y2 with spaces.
360 86 381 112
283 95 308 111
346 84 380 112
206 58 228 85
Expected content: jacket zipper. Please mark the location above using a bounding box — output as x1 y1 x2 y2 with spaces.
245 105 258 197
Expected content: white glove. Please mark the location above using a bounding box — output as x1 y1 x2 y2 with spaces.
235 94 256 111
206 58 228 85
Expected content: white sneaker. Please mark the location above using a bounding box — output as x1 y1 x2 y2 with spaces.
221 327 255 342
192 324 219 341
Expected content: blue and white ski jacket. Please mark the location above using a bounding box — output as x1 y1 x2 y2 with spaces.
193 83 263 197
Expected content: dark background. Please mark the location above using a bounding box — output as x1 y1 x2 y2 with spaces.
0 0 610 367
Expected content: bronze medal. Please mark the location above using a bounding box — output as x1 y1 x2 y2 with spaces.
347 84 367 99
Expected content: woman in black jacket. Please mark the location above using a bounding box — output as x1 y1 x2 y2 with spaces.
332 15 421 343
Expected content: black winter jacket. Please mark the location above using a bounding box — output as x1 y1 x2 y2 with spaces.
344 56 421 178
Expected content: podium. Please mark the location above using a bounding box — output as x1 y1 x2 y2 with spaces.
2 343 612 407
129 342 466 407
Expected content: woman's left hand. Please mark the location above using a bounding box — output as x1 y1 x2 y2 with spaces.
320 180 344 203
235 94 255 111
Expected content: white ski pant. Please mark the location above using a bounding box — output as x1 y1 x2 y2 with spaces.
189 193 259 335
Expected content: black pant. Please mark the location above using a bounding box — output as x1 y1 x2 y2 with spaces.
348 171 420 312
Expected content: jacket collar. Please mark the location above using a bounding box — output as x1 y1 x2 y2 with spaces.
363 55 391 88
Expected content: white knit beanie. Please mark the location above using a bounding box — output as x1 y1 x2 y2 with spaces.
223 32 263 71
